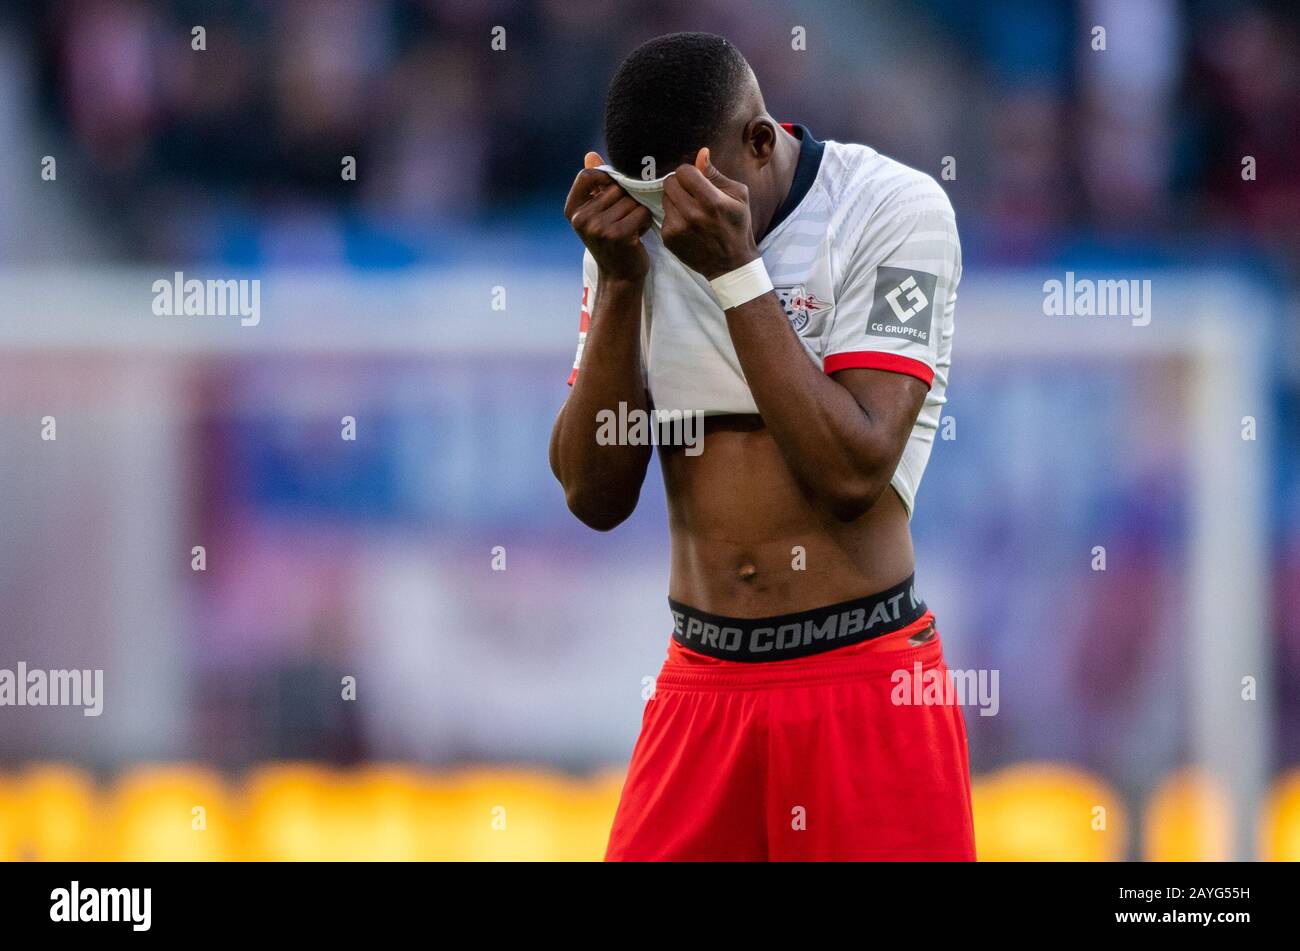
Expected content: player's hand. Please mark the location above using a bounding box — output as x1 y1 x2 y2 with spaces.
661 148 759 281
564 152 653 284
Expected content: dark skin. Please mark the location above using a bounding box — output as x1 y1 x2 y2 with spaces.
550 73 927 617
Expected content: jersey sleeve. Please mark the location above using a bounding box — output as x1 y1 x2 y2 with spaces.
566 250 600 386
823 178 960 388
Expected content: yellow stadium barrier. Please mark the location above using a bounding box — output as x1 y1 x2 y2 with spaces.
0 776 19 861
341 765 431 861
1143 769 1232 861
16 765 100 861
1260 768 1300 861
102 765 239 861
439 768 597 862
241 764 622 860
242 763 341 861
972 763 1125 861
8 761 1300 861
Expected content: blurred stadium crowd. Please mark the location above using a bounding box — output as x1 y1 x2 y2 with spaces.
5 0 1299 269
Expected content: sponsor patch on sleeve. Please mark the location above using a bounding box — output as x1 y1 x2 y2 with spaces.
866 266 937 345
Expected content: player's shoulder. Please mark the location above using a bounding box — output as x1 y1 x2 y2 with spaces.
820 139 955 225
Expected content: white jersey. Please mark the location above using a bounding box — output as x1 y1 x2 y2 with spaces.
568 125 960 517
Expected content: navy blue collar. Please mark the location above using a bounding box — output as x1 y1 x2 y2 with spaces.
763 123 824 239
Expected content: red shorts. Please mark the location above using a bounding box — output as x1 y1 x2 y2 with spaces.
605 611 976 861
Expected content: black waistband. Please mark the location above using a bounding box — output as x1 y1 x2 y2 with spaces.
668 575 927 663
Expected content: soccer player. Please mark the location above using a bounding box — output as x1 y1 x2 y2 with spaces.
549 32 974 861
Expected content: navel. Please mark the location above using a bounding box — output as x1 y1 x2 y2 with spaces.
737 563 758 582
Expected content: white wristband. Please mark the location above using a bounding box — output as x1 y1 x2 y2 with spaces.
709 258 773 310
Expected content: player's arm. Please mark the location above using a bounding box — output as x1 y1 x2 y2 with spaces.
721 297 925 521
549 156 655 531
661 151 930 521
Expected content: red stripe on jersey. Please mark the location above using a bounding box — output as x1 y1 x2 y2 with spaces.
824 351 934 387
568 297 592 386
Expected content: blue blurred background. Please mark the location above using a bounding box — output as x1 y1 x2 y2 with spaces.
0 0 1298 860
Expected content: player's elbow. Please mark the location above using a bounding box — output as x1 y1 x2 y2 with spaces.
824 485 877 522
564 485 637 532
822 470 892 522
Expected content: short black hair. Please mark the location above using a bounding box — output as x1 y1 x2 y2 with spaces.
603 32 751 176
